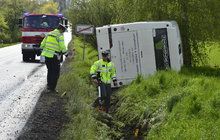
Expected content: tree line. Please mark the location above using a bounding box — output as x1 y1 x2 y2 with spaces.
67 0 220 66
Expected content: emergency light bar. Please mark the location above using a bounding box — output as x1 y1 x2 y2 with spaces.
23 12 29 16
57 13 63 17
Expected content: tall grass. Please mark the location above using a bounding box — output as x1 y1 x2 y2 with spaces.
58 37 110 140
114 70 220 139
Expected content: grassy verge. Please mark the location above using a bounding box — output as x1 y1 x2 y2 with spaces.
0 43 18 48
57 37 110 140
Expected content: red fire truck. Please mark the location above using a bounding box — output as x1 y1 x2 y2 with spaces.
19 13 68 62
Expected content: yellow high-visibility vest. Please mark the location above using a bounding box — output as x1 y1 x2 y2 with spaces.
40 29 67 58
90 59 116 84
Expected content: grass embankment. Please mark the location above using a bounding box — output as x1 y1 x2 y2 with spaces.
58 38 220 139
57 37 110 140
114 69 220 139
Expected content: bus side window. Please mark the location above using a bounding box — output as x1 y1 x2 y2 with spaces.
179 44 182 54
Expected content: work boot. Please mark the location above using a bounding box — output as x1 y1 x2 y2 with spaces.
43 88 58 94
50 89 59 94
43 89 52 94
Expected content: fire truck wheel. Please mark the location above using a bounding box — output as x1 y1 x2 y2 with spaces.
22 54 35 62
30 54 35 61
22 54 29 62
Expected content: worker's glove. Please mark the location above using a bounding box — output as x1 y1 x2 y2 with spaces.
92 78 99 85
113 79 118 86
91 75 99 85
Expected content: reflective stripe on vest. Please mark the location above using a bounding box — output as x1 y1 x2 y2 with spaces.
41 48 55 58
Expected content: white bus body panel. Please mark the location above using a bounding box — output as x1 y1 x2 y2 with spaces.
96 21 183 87
138 29 157 76
111 31 141 85
96 28 110 59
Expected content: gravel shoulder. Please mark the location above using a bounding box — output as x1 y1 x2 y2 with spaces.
17 91 68 140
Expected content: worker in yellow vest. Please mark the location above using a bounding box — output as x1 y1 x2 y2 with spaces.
40 23 68 93
90 50 117 113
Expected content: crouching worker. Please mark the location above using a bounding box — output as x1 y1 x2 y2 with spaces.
90 50 117 113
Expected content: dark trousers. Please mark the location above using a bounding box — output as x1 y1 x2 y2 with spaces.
100 83 112 113
45 56 60 90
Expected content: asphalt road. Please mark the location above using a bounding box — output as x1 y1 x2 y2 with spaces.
0 30 72 139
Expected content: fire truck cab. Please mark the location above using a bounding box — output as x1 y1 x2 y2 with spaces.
19 13 68 62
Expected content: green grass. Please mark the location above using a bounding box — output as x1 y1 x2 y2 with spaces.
0 43 18 48
206 42 220 67
114 70 220 139
58 37 110 140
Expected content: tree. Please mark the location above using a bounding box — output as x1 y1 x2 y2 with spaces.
0 13 9 42
34 1 59 14
67 0 116 45
178 0 192 66
1 0 27 42
0 0 49 43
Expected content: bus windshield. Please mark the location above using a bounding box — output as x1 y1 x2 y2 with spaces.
23 15 61 29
